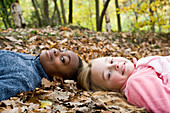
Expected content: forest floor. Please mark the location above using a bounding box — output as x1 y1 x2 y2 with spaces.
0 26 169 112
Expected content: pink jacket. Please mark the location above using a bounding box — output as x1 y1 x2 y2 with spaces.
124 56 170 113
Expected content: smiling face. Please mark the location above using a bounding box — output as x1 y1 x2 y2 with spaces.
91 57 134 90
40 48 79 79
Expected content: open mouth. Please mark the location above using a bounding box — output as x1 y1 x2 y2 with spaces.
47 50 52 60
122 63 125 75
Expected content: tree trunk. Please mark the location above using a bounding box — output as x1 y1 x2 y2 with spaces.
0 0 12 28
95 0 99 31
68 0 73 24
115 0 121 32
103 0 111 32
32 0 42 27
60 0 67 24
98 0 110 31
155 10 161 32
11 0 26 28
52 0 62 25
43 0 50 25
150 0 155 32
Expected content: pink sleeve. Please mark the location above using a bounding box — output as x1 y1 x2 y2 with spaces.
125 67 170 113
136 56 170 85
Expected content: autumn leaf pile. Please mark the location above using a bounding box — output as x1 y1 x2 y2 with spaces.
0 26 169 112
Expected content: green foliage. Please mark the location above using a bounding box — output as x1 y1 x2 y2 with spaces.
0 0 169 33
30 30 38 35
119 0 170 32
0 0 15 29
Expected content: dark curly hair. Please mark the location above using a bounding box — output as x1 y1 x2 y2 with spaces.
63 55 83 81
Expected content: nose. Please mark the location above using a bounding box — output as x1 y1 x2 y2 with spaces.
110 63 119 70
53 49 60 56
59 48 66 52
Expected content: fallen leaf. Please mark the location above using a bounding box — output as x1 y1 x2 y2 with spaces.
41 78 54 88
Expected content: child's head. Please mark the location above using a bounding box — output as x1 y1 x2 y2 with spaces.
77 57 134 91
40 48 83 80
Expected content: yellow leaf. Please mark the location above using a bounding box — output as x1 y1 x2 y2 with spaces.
151 6 156 11
162 25 170 29
116 8 120 11
40 100 52 108
117 12 120 14
123 7 128 11
140 2 148 10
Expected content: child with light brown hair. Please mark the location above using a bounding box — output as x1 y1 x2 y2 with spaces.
77 56 170 113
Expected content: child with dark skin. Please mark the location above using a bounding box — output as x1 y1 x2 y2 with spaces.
40 48 82 80
0 48 83 101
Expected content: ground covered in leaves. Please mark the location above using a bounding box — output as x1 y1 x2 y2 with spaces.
0 26 169 113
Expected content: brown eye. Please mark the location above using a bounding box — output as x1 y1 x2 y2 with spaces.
61 56 65 63
59 49 62 52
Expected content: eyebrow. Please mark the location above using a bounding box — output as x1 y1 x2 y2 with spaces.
102 71 105 80
67 55 71 65
102 58 108 81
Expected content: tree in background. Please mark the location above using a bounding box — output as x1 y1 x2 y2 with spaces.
95 0 110 31
149 0 155 32
121 0 169 33
0 0 169 32
52 0 62 25
31 0 65 27
128 0 144 31
11 0 26 28
103 0 111 32
31 0 51 26
60 0 67 24
0 0 15 29
43 0 50 26
32 0 42 27
115 0 121 32
69 0 73 24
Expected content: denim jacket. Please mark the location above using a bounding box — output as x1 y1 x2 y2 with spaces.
0 50 49 101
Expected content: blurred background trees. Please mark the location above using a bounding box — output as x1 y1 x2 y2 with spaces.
0 0 169 33
0 0 15 28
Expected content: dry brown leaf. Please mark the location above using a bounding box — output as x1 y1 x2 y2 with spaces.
41 78 54 88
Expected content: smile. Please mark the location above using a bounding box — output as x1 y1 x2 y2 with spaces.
122 63 125 75
47 50 52 60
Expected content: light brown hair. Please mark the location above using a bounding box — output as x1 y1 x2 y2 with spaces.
77 60 109 91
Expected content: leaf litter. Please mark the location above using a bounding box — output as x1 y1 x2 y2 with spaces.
0 26 169 112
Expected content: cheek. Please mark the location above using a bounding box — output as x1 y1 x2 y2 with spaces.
110 75 126 89
52 58 61 67
127 63 134 73
112 74 122 82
